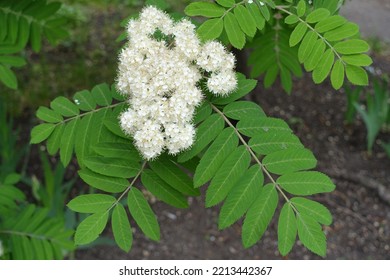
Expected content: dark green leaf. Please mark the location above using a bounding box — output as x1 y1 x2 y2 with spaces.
223 101 265 120
91 83 112 106
84 156 140 178
60 119 78 166
0 64 17 89
30 124 56 144
67 194 116 213
278 203 297 256
74 212 109 245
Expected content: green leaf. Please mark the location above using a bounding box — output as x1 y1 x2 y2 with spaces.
141 170 188 208
345 65 368 86
212 74 257 105
297 0 306 17
30 21 42 52
84 156 140 178
218 166 263 229
67 194 116 213
104 118 129 139
312 49 334 84
216 0 235 7
127 188 160 241
0 64 17 89
264 64 279 88
93 142 141 161
0 56 26 67
257 1 270 21
280 66 292 94
91 84 112 106
306 8 330 23
277 171 336 195
223 101 265 120
342 54 372 67
78 169 128 193
297 214 326 257
73 90 96 111
242 184 278 248
30 123 56 144
50 96 80 117
298 31 317 63
224 12 246 49
234 5 257 37
194 102 212 124
246 2 265 30
60 119 78 166
237 117 291 137
315 15 347 33
112 204 132 252
205 146 251 207
74 212 109 245
289 22 307 47
278 203 297 256
47 125 64 155
285 14 299 25
194 128 238 188
263 148 317 175
323 22 359 42
304 39 326 71
334 39 369 55
149 156 199 196
184 2 226 17
330 59 345 90
291 197 332 225
249 132 303 155
36 107 63 123
178 113 224 162
197 18 224 41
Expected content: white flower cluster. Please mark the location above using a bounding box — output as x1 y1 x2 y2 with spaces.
117 6 237 160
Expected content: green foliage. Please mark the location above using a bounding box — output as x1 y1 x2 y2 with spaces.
185 0 371 93
0 0 69 89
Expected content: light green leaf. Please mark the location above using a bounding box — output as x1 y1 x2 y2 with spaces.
149 156 199 196
184 2 226 17
36 107 63 123
278 203 297 256
342 54 372 67
289 22 308 47
194 128 239 188
315 15 347 33
324 22 359 42
112 204 133 252
127 188 160 241
246 2 265 30
67 194 115 213
297 214 327 257
206 146 251 207
197 18 224 41
30 124 56 144
237 117 291 137
334 39 369 55
291 197 332 225
257 1 270 21
224 12 246 49
263 148 317 175
47 125 64 155
223 101 265 120
277 171 336 195
50 97 79 117
141 170 189 208
178 113 224 162
297 0 306 17
306 8 330 23
74 114 93 167
73 90 96 111
218 166 263 229
78 169 128 193
249 132 303 155
93 142 141 161
285 14 299 25
74 212 109 245
84 156 140 178
298 31 318 63
312 49 334 84
345 65 368 86
91 83 112 106
216 0 235 7
60 119 78 166
330 59 345 90
242 184 278 248
234 5 257 37
304 39 326 71
0 64 17 89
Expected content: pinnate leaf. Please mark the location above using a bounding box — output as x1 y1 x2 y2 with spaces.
297 214 326 257
67 194 115 213
30 124 56 144
112 204 133 252
291 197 332 225
75 212 109 245
278 203 297 256
184 2 226 17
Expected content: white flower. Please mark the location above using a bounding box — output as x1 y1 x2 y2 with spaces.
117 6 237 159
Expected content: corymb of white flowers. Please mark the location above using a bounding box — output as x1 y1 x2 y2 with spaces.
117 6 237 160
